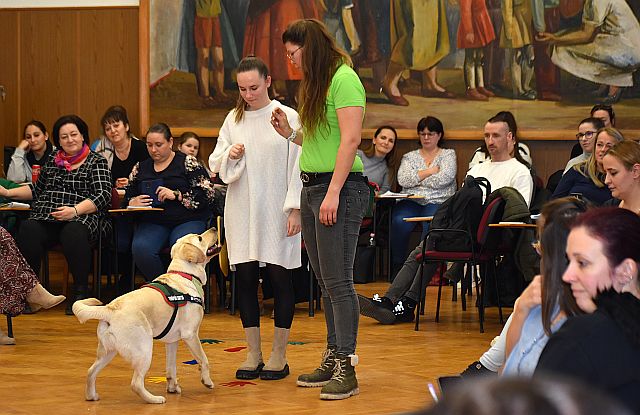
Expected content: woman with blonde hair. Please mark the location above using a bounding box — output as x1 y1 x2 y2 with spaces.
270 18 369 400
552 127 625 204
603 140 640 213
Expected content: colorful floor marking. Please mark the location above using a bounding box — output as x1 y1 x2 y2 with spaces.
224 346 247 352
201 338 223 344
220 381 255 387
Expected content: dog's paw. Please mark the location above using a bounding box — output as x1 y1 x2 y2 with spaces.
147 395 166 404
85 393 100 401
167 384 182 394
202 378 214 389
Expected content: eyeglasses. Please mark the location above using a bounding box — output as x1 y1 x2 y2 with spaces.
286 46 302 61
418 132 439 138
576 131 596 140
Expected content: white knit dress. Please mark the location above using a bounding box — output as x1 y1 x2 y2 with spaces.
209 100 302 269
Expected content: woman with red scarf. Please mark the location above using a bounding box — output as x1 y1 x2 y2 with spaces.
0 114 112 314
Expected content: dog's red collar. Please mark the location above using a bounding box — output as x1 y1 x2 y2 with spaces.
168 270 196 281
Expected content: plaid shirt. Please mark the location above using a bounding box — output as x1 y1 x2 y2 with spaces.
29 151 112 242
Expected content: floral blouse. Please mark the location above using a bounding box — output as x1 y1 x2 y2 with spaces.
125 152 217 226
29 151 112 242
397 148 457 205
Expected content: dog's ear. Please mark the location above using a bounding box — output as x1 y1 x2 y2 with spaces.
173 242 206 263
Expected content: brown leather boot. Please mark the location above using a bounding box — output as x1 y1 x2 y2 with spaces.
465 88 489 101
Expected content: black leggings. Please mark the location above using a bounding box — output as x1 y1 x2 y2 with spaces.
17 219 92 291
235 261 294 329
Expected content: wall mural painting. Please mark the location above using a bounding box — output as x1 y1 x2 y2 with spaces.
150 0 640 132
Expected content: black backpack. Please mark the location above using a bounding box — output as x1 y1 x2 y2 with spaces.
428 175 491 251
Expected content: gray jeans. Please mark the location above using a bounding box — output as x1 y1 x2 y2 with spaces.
385 241 439 304
301 180 369 355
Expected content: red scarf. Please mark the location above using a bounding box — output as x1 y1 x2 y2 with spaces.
54 144 90 171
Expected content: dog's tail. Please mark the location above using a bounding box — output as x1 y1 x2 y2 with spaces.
72 298 112 324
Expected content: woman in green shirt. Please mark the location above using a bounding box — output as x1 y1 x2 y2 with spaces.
271 18 369 400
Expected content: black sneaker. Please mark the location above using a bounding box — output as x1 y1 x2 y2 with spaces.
393 297 416 323
460 360 495 378
358 294 395 325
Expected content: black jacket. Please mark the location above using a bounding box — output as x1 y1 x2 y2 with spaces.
536 290 640 414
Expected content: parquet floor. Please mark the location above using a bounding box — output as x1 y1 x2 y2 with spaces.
0 268 509 415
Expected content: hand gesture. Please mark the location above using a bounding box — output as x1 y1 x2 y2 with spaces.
319 192 339 226
515 274 542 313
51 206 76 221
17 139 30 152
115 177 129 189
156 186 177 202
271 107 292 139
535 32 555 43
465 33 475 44
287 209 302 236
129 194 153 207
229 144 245 160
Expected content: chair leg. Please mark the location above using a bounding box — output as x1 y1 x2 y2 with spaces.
6 315 13 338
472 262 484 333
491 260 504 324
414 261 426 331
435 264 444 323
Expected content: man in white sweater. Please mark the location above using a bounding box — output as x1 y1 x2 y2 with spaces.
467 113 533 206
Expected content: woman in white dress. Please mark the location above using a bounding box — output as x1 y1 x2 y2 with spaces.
209 56 302 381
536 0 640 103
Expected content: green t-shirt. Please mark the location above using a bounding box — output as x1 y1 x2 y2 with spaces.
0 178 21 204
299 64 365 173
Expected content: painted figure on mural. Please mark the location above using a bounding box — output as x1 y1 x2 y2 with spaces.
501 0 537 100
457 0 497 100
531 0 562 101
318 0 361 54
380 0 454 106
537 0 640 104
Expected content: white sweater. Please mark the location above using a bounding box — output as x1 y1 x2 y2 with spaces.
209 100 302 269
467 158 533 206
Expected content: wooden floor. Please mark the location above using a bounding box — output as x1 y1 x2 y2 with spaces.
0 273 509 415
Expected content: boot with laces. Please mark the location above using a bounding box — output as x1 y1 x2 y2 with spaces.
358 293 395 324
297 346 337 387
319 354 359 400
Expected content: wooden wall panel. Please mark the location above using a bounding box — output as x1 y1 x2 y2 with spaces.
0 7 139 152
20 10 78 134
78 8 140 138
0 11 20 165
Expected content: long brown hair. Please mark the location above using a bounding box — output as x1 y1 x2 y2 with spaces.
282 19 351 138
233 56 270 124
575 127 625 187
539 198 587 335
362 125 399 189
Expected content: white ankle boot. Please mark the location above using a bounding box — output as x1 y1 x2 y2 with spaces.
260 327 290 380
236 327 264 379
26 283 65 312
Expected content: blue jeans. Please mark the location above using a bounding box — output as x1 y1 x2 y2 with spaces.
390 200 440 266
301 180 369 355
132 220 207 280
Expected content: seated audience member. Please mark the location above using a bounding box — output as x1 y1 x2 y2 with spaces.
357 125 399 194
7 120 55 183
177 131 216 179
603 140 640 212
359 111 533 324
569 104 616 160
0 227 65 345
535 207 640 413
0 115 112 314
552 127 624 204
390 116 457 277
93 105 149 189
468 111 532 170
94 106 149 293
501 198 586 376
419 376 633 415
564 117 604 173
125 123 217 281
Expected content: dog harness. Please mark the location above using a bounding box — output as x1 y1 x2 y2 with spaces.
142 271 204 340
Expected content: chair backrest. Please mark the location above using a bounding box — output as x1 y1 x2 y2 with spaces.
4 146 15 175
476 196 505 247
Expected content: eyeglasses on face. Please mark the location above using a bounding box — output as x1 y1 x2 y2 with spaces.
576 131 596 140
286 46 302 61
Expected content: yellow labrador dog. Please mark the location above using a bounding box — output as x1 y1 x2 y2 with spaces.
73 227 218 404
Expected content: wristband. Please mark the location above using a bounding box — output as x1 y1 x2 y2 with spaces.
173 190 181 201
73 206 78 217
287 129 297 143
